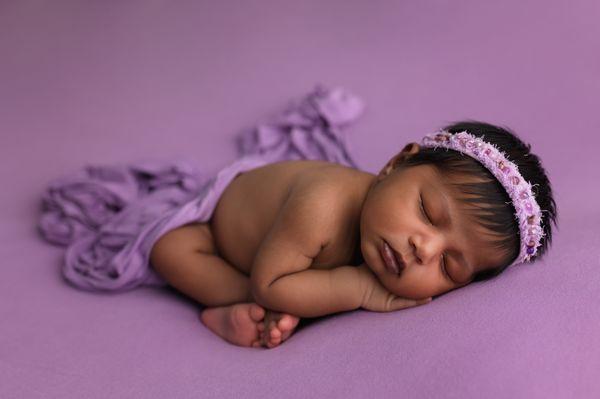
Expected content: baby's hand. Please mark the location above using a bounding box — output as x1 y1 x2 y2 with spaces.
356 264 432 312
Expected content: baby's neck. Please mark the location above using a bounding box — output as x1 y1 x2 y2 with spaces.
349 240 365 265
345 168 378 266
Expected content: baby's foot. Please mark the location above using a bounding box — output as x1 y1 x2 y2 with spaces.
257 310 300 349
199 302 266 347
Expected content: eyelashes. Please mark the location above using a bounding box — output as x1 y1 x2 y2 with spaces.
419 193 451 281
440 253 450 281
419 194 432 224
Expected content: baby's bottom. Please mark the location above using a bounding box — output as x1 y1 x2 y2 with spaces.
149 222 299 348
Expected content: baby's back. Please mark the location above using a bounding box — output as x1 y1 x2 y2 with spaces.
209 160 368 276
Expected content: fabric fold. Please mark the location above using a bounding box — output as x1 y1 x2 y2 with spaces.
38 160 205 246
37 84 365 292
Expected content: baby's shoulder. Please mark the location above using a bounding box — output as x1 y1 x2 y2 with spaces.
283 163 361 224
292 162 357 199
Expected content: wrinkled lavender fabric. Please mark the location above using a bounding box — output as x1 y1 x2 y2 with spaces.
37 85 365 292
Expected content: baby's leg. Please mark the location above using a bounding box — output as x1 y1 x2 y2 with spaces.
150 222 253 306
149 222 299 348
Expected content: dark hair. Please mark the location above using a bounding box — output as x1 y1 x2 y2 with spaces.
400 120 558 282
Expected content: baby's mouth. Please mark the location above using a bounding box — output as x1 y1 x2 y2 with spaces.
381 240 406 275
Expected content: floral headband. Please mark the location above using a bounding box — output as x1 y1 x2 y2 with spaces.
420 130 544 267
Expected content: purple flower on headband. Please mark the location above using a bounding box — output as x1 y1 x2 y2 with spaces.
434 133 449 142
472 141 484 155
496 160 510 174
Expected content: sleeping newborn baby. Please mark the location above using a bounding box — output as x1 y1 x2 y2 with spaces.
149 120 557 349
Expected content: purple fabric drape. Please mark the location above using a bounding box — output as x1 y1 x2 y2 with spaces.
37 85 365 292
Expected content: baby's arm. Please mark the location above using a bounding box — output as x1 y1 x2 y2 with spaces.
251 179 432 317
255 265 366 318
251 182 369 318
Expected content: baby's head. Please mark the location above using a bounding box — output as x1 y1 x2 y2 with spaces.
359 120 558 300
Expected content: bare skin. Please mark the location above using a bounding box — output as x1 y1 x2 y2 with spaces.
150 160 368 348
149 219 303 349
198 303 299 348
150 143 507 348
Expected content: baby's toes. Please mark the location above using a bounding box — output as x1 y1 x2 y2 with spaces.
260 321 281 348
277 315 299 333
267 333 282 348
269 321 282 339
248 303 266 322
277 315 300 340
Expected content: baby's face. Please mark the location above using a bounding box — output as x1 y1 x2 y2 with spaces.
359 148 507 300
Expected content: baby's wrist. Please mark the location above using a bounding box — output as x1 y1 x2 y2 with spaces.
355 263 376 306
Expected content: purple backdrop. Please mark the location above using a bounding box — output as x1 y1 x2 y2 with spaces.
1 1 598 398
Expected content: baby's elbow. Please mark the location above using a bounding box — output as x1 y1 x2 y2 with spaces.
249 275 273 309
251 287 268 308
250 276 294 314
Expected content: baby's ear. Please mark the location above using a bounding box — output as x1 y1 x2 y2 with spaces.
378 143 421 178
399 143 420 159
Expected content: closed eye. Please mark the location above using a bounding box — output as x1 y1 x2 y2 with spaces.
440 254 452 282
419 194 431 224
420 193 452 282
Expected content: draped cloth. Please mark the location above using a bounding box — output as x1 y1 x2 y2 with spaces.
36 85 365 292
